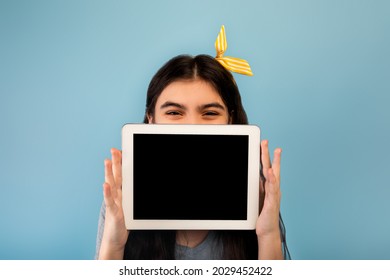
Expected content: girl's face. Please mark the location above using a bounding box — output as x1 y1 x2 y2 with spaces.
148 79 230 124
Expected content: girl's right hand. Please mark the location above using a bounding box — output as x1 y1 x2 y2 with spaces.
98 148 129 259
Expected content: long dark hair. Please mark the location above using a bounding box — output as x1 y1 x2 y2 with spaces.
124 54 290 259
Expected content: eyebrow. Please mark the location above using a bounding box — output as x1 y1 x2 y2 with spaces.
200 102 226 111
160 101 226 111
160 102 187 110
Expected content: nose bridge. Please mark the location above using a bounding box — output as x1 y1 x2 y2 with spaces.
186 113 202 124
184 109 206 124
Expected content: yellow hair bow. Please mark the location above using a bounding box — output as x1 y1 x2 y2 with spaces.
215 25 253 76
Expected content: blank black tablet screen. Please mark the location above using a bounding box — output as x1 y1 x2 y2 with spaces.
133 134 249 220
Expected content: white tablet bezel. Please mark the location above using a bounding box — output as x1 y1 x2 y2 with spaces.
122 124 260 230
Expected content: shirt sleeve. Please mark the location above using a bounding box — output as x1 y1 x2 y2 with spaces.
94 201 106 259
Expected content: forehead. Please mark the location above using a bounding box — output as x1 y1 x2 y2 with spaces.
156 79 225 106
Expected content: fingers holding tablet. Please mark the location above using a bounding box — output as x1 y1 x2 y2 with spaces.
103 149 123 203
260 140 271 180
257 140 282 238
111 148 123 191
260 140 282 197
104 160 116 201
272 148 281 181
99 149 129 259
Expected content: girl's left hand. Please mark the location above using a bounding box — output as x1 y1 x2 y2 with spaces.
256 140 282 238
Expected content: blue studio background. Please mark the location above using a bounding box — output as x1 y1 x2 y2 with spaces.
1 0 389 260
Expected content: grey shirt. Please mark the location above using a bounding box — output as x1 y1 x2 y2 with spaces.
95 202 223 259
175 230 222 259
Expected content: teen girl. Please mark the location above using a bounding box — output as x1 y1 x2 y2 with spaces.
96 26 290 260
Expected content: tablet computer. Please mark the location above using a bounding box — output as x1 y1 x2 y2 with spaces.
122 124 260 230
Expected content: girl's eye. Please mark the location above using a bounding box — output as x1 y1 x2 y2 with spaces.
203 111 219 116
166 111 182 116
